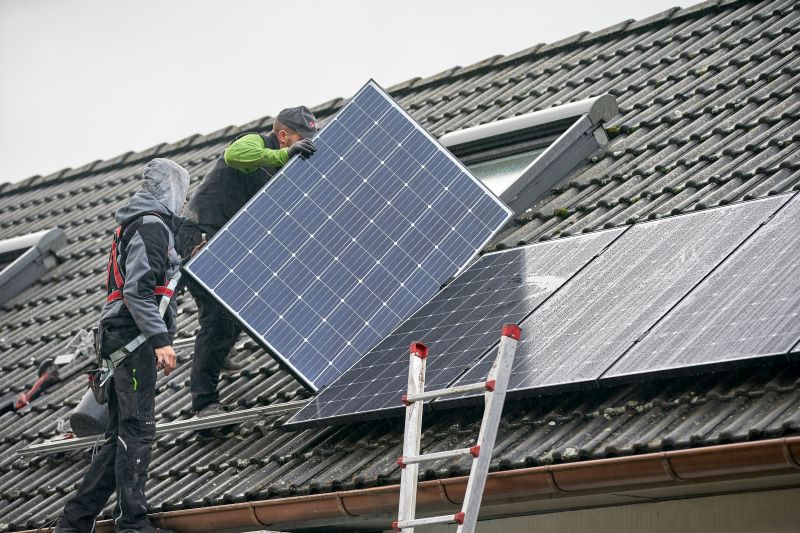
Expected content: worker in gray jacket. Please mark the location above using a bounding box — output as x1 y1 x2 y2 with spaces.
55 158 188 533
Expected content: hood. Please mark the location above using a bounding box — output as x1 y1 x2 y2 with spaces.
116 158 190 227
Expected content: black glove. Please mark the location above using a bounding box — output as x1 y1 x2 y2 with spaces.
287 138 316 159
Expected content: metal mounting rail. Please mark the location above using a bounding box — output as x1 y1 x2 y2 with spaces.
16 400 309 457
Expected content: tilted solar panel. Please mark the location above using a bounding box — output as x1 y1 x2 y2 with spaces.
286 228 623 428
449 195 788 399
185 81 512 390
605 193 800 380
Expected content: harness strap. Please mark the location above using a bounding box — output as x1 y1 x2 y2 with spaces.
105 212 165 297
106 286 174 303
101 270 182 373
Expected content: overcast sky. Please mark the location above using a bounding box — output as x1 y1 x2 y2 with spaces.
0 0 693 183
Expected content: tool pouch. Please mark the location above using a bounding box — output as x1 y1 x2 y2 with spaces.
86 321 135 405
91 326 100 365
87 368 111 405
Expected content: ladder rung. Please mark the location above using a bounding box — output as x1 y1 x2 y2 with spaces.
393 512 465 530
402 380 495 405
398 445 479 467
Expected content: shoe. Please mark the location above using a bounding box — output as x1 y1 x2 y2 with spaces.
220 355 244 373
196 402 231 417
52 515 78 532
196 402 236 440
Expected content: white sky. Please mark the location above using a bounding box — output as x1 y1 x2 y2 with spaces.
0 0 693 183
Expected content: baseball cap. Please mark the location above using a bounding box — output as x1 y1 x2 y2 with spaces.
276 106 318 139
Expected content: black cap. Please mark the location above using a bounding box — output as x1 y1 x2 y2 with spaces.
276 106 318 139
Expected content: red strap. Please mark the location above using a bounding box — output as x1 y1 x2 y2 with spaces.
107 286 172 302
110 227 125 290
107 290 122 302
155 286 174 297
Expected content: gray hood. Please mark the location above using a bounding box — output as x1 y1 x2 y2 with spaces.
116 158 190 227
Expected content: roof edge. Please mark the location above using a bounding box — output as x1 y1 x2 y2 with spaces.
16 436 796 533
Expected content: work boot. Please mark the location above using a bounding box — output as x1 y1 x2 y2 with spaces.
52 515 79 532
196 402 231 417
220 354 244 373
196 402 236 440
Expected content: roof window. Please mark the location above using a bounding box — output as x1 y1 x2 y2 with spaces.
441 94 618 214
0 228 67 306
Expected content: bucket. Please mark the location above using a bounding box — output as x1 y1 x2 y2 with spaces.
70 388 110 437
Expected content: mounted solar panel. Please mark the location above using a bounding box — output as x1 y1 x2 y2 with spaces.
286 228 623 428
449 195 788 400
185 81 513 391
604 193 800 380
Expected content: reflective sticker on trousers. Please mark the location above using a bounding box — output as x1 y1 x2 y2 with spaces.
132 368 138 391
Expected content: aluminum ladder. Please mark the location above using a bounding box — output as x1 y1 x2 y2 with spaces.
393 323 521 533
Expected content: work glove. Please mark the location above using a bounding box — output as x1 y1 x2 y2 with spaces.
287 138 316 159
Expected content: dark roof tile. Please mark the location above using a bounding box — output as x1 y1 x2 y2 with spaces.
2 1 800 529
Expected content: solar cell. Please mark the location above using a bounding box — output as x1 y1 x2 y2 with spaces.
286 229 623 428
185 81 512 390
449 196 787 398
604 193 800 380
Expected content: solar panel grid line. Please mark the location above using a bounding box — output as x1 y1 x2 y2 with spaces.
447 194 790 401
310 107 492 270
185 80 512 391
285 228 626 428
603 191 800 381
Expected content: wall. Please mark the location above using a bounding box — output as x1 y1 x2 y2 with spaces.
399 487 800 533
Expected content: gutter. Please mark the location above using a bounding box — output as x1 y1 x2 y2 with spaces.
19 437 800 532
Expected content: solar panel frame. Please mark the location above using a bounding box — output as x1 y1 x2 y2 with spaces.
285 228 625 428
184 80 513 391
446 195 789 401
603 192 800 381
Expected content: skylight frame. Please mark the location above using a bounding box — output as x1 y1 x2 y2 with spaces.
440 95 619 214
0 228 67 307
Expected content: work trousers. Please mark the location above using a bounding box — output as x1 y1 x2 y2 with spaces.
57 327 157 532
176 223 241 413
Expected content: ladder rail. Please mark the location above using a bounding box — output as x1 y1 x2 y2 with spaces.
457 326 518 533
394 324 520 533
397 342 428 533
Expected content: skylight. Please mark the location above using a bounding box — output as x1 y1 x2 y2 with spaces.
441 94 618 214
467 148 546 197
0 228 66 307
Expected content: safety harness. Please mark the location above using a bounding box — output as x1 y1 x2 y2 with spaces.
98 213 182 380
106 212 173 303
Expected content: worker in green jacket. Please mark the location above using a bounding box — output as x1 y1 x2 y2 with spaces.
177 107 317 429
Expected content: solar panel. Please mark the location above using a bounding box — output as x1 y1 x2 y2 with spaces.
185 81 513 391
286 228 623 428
604 193 800 380
449 196 787 399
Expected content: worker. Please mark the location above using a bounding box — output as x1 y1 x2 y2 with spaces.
177 106 318 425
55 158 189 533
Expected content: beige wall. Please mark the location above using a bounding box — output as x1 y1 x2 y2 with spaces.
403 487 800 533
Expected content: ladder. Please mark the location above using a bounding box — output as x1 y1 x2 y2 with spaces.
393 323 521 533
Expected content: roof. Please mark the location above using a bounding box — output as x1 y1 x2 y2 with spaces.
1 0 800 530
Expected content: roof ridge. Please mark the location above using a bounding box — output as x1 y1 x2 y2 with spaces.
0 0 756 198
